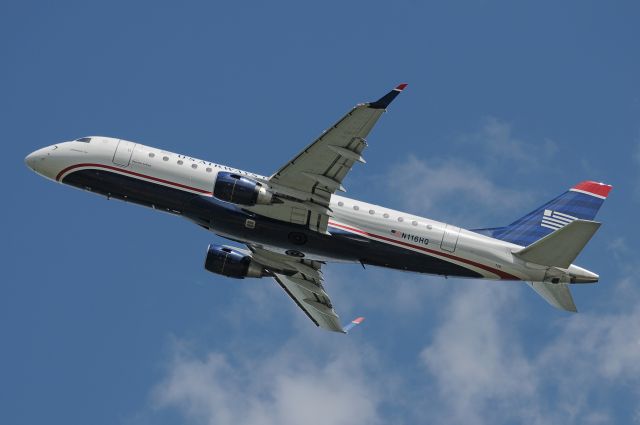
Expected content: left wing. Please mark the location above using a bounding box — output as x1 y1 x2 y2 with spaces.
269 83 407 202
247 84 407 234
249 245 345 333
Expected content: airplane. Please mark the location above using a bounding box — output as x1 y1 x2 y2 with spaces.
25 84 612 333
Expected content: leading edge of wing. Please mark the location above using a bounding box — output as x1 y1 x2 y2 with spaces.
272 273 321 326
272 272 345 333
368 83 408 109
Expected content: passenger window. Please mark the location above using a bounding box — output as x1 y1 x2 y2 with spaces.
338 201 344 207
398 217 404 222
412 220 418 226
177 160 183 165
369 210 375 215
148 152 155 158
163 156 169 161
353 205 359 211
383 213 389 218
191 164 197 169
206 167 212 173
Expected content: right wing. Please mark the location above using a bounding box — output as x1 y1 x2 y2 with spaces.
249 245 345 332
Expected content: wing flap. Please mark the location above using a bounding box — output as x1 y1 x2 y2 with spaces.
274 272 344 333
249 246 345 333
285 275 329 298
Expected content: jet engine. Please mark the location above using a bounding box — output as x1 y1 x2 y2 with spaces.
204 244 266 279
213 172 273 206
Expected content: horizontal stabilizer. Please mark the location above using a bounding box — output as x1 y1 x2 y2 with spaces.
513 219 601 268
527 282 577 312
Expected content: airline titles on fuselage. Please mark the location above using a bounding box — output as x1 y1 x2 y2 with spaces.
173 154 265 180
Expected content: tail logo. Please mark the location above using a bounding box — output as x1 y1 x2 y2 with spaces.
541 209 577 231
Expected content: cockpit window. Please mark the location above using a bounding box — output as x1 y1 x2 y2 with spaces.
75 137 92 143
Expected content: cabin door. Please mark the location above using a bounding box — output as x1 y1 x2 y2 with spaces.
113 140 136 167
441 225 461 252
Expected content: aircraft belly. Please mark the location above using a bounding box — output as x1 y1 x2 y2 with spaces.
62 169 193 213
61 168 484 278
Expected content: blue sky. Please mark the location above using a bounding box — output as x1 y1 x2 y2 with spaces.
3 1 640 424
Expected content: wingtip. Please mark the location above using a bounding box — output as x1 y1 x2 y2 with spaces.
369 84 407 109
342 316 365 333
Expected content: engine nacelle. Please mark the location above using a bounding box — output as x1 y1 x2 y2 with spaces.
213 172 273 206
204 244 265 279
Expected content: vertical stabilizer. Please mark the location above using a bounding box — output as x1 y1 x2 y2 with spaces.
474 181 612 246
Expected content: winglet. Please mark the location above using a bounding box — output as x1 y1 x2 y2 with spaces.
342 316 365 333
369 83 408 109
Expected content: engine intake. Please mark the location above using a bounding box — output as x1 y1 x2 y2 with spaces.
204 244 265 279
213 172 273 206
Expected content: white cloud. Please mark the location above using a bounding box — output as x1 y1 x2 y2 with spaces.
386 155 531 225
417 277 640 425
459 117 557 167
152 337 384 425
146 272 640 425
419 283 539 425
537 302 640 383
323 265 447 318
379 116 564 225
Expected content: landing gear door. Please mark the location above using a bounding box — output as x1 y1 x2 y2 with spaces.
113 140 136 167
441 225 461 252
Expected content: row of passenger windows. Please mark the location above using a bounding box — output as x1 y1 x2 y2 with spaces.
144 148 427 226
336 201 432 228
147 151 213 172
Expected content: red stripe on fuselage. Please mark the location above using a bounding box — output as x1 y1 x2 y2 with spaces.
55 163 213 195
328 221 520 280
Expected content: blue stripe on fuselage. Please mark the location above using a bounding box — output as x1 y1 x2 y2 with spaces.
62 168 482 278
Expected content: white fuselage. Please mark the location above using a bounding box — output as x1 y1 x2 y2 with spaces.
25 137 598 284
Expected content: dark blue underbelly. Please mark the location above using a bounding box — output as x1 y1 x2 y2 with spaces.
63 169 481 278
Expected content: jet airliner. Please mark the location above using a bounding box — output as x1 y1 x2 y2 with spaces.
25 84 611 333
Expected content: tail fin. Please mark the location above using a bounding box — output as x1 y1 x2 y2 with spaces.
475 181 612 246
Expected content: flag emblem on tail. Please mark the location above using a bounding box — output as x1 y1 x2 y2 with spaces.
541 209 577 231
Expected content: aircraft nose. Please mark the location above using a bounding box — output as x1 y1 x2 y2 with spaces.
25 151 38 170
25 146 54 173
